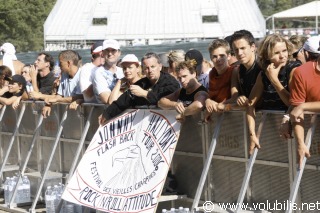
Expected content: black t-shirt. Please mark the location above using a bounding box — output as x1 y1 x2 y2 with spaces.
103 72 180 120
238 60 261 98
38 71 57 95
261 60 301 111
177 85 207 107
2 91 23 98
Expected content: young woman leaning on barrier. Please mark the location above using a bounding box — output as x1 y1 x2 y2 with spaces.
245 34 301 155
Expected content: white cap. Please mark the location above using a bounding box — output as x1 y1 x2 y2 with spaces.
119 54 139 65
303 36 320 54
103 39 120 50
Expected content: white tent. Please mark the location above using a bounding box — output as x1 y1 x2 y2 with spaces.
267 1 320 34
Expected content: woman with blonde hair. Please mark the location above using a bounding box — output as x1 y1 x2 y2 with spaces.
243 34 301 154
167 49 185 79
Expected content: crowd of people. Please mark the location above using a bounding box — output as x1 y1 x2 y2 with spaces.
0 29 320 168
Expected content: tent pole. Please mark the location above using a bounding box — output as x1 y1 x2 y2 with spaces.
272 16 275 33
316 15 318 35
317 1 319 34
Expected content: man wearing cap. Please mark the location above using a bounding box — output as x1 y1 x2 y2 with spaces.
284 36 320 167
99 52 180 124
0 43 24 75
0 75 26 106
80 41 105 103
185 49 213 91
300 36 320 62
93 39 124 104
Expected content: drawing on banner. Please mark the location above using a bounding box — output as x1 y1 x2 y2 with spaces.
62 109 181 213
104 145 147 189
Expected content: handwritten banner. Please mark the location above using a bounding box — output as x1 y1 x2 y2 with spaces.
62 109 181 212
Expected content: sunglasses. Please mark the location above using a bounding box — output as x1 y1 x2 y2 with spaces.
292 48 302 58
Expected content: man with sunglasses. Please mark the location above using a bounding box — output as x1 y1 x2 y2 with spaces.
300 36 320 62
93 39 124 104
284 36 320 167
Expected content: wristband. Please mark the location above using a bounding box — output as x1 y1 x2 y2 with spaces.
283 114 290 119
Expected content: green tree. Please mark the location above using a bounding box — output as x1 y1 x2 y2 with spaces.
0 0 56 52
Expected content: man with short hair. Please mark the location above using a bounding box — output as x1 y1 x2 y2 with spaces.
42 50 83 117
29 52 56 96
80 41 105 103
93 39 124 104
230 29 261 106
286 36 320 167
99 52 180 124
28 53 57 101
204 39 234 121
301 36 320 62
158 60 208 122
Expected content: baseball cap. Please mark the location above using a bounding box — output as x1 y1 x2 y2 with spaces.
8 75 26 89
185 49 203 72
119 54 139 65
90 41 103 54
303 36 320 54
103 39 120 50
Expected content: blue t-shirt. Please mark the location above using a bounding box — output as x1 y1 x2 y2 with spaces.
57 68 82 97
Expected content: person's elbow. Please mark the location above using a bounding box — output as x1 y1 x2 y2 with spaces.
194 101 205 111
99 92 110 104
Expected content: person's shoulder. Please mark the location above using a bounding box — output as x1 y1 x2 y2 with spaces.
198 84 208 92
95 66 105 72
208 67 216 77
294 61 312 73
48 71 56 80
81 62 95 70
287 60 302 69
135 77 149 85
159 72 179 84
93 66 106 77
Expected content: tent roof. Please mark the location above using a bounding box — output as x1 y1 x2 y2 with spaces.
272 1 320 18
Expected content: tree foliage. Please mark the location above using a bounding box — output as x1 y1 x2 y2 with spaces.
256 0 315 17
0 0 56 52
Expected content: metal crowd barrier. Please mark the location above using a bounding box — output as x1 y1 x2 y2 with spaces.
0 101 319 213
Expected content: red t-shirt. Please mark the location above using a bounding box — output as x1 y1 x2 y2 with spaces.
290 61 320 106
208 66 233 103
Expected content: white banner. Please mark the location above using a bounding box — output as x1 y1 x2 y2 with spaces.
62 109 181 212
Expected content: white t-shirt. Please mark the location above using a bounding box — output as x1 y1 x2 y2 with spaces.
93 66 124 103
58 68 82 97
80 62 99 102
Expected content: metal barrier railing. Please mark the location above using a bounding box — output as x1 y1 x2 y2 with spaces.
0 101 318 213
285 114 317 213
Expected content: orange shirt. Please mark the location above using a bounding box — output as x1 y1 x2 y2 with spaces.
290 61 320 106
208 66 233 102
